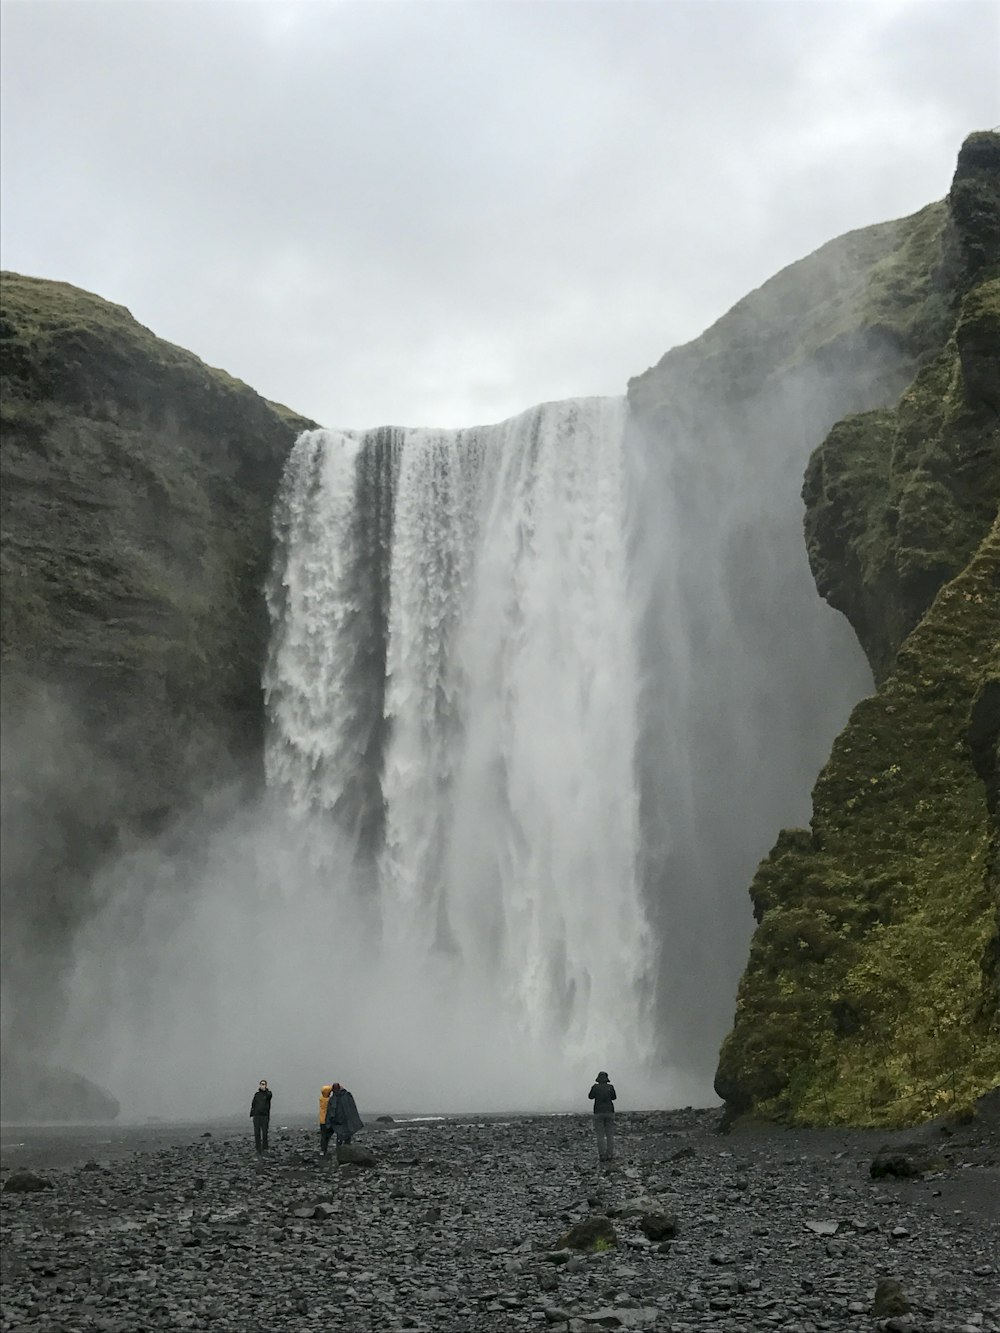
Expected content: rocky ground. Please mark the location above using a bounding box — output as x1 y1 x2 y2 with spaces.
1 1106 998 1333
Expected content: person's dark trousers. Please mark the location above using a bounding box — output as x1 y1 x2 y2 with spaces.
253 1115 270 1153
594 1114 614 1163
319 1126 332 1156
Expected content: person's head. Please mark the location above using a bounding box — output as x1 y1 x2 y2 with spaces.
321 1084 333 1095
331 1082 342 1093
596 1071 609 1083
259 1080 268 1090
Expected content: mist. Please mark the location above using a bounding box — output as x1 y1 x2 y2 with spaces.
52 792 709 1121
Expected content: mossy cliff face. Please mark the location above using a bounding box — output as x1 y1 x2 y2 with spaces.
802 132 1000 683
716 133 1000 1127
0 273 314 1049
626 176 956 1070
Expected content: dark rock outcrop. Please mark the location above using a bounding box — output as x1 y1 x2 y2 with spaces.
2 1169 53 1192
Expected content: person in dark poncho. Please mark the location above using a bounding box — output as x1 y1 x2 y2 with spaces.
588 1070 616 1165
324 1082 364 1147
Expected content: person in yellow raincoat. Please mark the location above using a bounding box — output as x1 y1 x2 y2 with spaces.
318 1084 334 1156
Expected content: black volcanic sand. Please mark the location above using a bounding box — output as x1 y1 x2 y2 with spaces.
2 1108 998 1333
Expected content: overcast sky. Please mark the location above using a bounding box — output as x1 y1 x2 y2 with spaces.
1 0 997 430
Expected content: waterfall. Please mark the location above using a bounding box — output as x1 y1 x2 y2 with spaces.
265 398 655 1067
58 381 874 1118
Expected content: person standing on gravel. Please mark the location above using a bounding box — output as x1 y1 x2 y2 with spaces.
318 1084 334 1156
250 1079 272 1154
325 1082 364 1148
589 1071 616 1165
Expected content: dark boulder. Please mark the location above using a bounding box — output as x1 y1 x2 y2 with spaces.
870 1143 945 1179
556 1214 617 1251
639 1212 679 1241
873 1278 910 1316
336 1143 377 1167
3 1170 52 1193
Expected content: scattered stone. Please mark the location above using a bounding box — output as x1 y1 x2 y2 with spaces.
616 1194 657 1216
579 1308 660 1328
542 1249 574 1265
804 1219 839 1235
0 1110 996 1332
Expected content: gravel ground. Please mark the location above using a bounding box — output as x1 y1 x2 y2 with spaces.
1 1106 998 1333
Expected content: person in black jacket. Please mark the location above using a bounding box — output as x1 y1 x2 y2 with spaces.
588 1071 616 1164
250 1079 272 1154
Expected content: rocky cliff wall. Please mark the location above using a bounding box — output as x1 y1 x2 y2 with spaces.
715 132 1000 1126
0 273 314 1053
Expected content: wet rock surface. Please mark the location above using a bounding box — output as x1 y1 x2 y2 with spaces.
2 1108 999 1332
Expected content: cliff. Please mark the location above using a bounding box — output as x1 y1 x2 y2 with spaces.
625 157 960 1072
0 273 314 1051
715 131 1000 1126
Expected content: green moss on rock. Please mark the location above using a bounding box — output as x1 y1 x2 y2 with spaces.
804 279 1000 682
717 521 1000 1126
716 134 1000 1127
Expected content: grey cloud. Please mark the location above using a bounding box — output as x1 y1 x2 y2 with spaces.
1 0 996 428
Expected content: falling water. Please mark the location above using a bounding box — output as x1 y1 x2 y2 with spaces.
54 378 875 1117
265 398 655 1068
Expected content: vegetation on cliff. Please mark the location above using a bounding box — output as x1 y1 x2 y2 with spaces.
716 132 1000 1126
628 196 950 427
0 273 314 1048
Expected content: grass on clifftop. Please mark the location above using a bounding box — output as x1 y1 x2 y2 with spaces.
628 201 949 417
0 271 313 431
